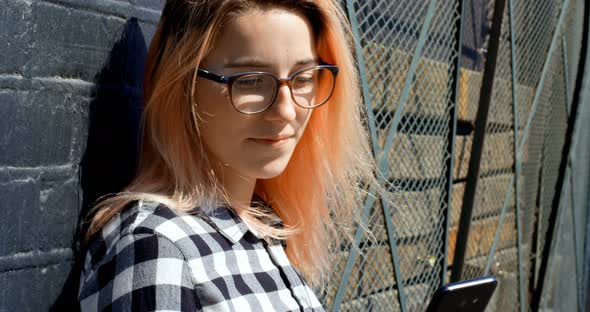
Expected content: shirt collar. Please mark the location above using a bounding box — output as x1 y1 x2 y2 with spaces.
186 193 283 244
204 207 250 244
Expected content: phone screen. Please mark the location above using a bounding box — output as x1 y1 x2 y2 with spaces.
426 276 498 312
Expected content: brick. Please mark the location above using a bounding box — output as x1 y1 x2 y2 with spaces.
457 68 535 125
322 250 359 305
378 132 447 180
0 0 33 74
363 45 461 119
413 59 453 117
37 178 79 251
363 48 536 126
0 261 72 311
447 214 517 265
366 289 400 311
493 270 518 312
0 89 88 167
453 130 527 180
363 45 415 113
139 20 158 44
367 283 430 311
368 187 444 241
364 44 452 118
27 2 126 80
457 69 481 122
336 281 432 311
0 248 72 273
0 165 75 184
0 179 39 256
131 0 166 11
450 173 525 226
356 245 396 296
338 296 369 312
397 238 440 281
0 176 79 256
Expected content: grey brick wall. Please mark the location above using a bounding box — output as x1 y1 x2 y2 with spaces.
0 0 163 310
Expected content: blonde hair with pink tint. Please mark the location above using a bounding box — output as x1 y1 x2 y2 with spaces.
83 0 382 288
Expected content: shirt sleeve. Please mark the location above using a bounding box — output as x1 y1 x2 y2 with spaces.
79 233 201 311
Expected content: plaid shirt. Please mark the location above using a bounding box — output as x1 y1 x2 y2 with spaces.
78 200 324 311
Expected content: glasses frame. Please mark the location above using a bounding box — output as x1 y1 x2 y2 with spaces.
196 62 339 114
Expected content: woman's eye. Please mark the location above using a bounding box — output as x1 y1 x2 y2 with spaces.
236 78 264 89
296 76 314 83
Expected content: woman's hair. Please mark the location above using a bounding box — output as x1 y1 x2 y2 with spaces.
83 0 382 288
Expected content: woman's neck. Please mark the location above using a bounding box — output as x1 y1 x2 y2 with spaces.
213 163 256 209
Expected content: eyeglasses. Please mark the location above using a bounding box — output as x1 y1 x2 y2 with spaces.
196 63 339 114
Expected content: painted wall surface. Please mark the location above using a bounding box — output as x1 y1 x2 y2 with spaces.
0 1 162 310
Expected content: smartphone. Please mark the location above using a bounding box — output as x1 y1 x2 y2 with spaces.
425 276 498 312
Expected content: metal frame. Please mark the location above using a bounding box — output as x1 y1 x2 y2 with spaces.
508 1 526 308
372 3 439 309
443 0 466 286
451 0 508 282
479 1 527 310
374 2 438 310
376 0 437 163
330 0 588 310
470 1 573 310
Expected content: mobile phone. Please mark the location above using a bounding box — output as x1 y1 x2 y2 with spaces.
425 276 498 312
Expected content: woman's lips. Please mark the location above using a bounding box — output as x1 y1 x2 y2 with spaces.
249 137 292 146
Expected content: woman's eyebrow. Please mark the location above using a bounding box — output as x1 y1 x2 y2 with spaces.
223 58 319 69
223 59 269 69
294 58 319 66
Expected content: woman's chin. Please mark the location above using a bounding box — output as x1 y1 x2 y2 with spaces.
251 158 291 180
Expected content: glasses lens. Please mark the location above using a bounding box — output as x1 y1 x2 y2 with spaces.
292 68 335 108
231 74 276 113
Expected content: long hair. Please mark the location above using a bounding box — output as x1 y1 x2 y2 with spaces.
83 0 381 288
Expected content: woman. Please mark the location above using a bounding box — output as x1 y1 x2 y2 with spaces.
78 0 382 310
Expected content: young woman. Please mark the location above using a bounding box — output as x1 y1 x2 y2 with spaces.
78 0 382 310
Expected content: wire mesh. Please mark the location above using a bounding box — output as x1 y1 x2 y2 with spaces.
458 0 575 310
320 0 460 311
321 0 589 311
459 3 521 306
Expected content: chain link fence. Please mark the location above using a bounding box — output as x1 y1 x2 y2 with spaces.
320 0 590 311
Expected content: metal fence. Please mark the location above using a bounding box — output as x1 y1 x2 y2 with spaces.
320 0 590 311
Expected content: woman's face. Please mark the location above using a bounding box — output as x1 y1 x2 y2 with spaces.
195 8 317 181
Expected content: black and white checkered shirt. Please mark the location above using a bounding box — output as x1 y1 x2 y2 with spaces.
78 200 324 311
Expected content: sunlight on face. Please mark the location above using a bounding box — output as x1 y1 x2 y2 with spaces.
195 8 317 182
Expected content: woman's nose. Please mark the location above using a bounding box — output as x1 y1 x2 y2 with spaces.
263 84 297 122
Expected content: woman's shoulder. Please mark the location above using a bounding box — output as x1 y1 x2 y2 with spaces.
81 200 217 272
78 200 203 310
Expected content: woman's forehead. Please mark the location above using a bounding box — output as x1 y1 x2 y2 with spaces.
204 8 318 71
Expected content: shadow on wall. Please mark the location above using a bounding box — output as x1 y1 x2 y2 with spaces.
51 18 147 311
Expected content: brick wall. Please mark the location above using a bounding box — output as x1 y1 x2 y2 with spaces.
0 0 163 310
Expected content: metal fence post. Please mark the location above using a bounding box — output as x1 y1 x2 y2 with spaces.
478 1 526 311
330 1 382 310
508 1 526 310
443 0 466 286
562 35 583 312
450 0 507 282
374 3 439 309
